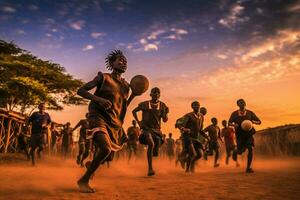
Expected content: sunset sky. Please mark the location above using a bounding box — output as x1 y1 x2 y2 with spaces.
1 0 299 137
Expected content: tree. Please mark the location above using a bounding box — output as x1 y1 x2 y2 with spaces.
0 40 87 114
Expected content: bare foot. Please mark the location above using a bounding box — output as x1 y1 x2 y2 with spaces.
246 168 254 173
214 163 220 168
147 170 155 176
77 180 95 193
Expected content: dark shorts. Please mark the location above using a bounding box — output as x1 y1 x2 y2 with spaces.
209 140 219 151
226 145 236 156
182 134 191 153
30 134 44 149
128 142 138 150
236 135 254 154
182 135 202 153
139 129 162 157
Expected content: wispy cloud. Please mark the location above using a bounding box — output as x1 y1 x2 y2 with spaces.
91 32 105 39
144 43 158 52
147 29 165 40
219 2 249 29
69 20 85 30
2 6 16 13
16 29 26 35
216 54 228 59
136 27 189 52
28 4 39 11
82 44 94 51
201 30 300 89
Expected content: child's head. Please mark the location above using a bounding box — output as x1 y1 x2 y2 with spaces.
105 50 127 73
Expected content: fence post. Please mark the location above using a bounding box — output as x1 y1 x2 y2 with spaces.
4 118 12 153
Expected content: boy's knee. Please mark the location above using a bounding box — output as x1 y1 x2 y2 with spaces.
101 146 112 156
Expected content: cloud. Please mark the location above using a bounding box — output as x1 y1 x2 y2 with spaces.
16 29 26 35
147 29 165 40
2 6 16 13
171 28 188 35
216 54 228 59
165 35 177 40
139 38 147 45
82 44 94 51
287 2 300 13
91 32 105 39
69 20 85 30
136 27 189 51
241 30 300 61
165 28 189 40
28 5 39 11
200 30 300 89
218 2 249 29
144 44 158 51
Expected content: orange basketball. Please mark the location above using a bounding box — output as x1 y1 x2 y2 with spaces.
241 120 253 132
130 75 149 96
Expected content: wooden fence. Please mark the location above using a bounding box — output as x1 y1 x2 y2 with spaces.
0 109 25 153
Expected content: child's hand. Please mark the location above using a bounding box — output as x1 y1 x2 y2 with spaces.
97 98 112 110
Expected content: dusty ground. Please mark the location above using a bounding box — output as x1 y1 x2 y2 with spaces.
0 154 300 200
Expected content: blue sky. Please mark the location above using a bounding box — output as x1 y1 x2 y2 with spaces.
1 0 300 131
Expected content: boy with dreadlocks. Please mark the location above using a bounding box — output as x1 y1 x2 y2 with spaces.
77 50 138 193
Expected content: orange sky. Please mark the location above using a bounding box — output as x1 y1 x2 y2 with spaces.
49 30 300 139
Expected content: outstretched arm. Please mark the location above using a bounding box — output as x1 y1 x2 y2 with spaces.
127 93 136 107
218 128 223 143
72 120 82 132
132 107 142 127
251 112 261 125
162 105 169 122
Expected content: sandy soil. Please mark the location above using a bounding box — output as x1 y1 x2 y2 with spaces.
0 154 300 200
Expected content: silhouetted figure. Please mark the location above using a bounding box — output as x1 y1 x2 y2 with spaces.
221 120 240 167
132 87 169 176
17 124 30 160
28 103 51 166
73 113 90 166
166 133 175 161
176 101 207 173
229 99 261 173
127 120 140 162
50 123 59 155
175 136 183 167
61 122 73 159
76 50 137 193
203 117 223 168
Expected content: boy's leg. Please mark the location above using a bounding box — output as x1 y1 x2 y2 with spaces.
246 146 254 173
186 143 196 172
81 140 91 166
146 133 155 176
29 136 38 166
190 143 202 173
77 142 85 164
214 144 220 167
225 147 230 165
78 132 112 192
30 146 36 166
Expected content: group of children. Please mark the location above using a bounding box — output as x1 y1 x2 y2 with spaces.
23 50 261 193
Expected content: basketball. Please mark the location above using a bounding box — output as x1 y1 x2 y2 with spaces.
130 75 149 96
241 120 253 132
